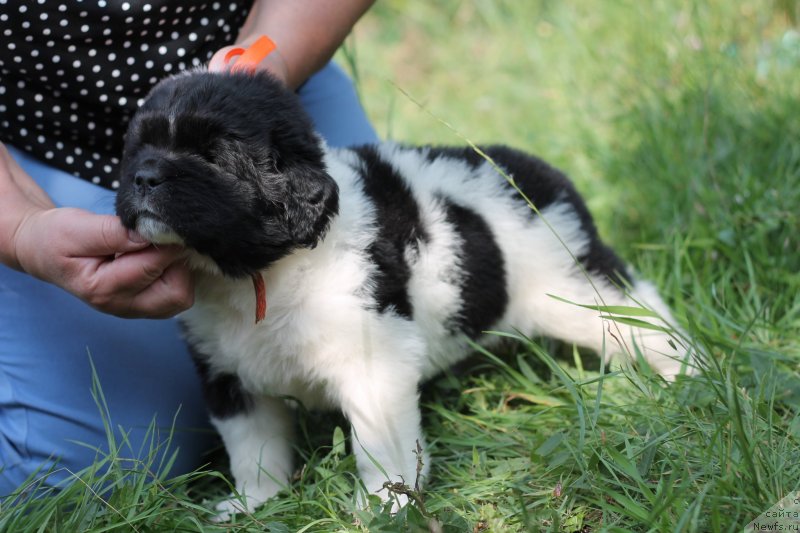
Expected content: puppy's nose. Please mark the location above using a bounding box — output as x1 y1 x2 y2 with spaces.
133 169 165 193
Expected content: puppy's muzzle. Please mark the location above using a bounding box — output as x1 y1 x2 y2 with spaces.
133 168 166 196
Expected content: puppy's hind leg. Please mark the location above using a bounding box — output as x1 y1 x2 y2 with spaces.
527 243 694 379
616 278 697 378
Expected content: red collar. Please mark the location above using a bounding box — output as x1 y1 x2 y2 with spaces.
251 272 267 324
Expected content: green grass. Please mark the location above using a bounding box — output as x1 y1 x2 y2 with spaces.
3 1 799 531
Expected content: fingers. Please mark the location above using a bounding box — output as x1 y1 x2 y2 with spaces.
127 257 195 318
95 244 185 292
207 46 238 72
14 207 194 318
208 44 290 85
63 210 151 256
86 245 195 318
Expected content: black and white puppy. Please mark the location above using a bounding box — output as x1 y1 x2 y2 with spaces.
116 71 692 515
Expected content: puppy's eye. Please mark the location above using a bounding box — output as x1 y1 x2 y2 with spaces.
174 115 223 148
307 188 325 205
198 150 216 164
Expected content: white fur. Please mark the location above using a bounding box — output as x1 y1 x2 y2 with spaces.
167 143 693 515
135 216 185 245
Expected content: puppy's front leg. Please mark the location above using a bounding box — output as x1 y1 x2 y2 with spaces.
337 370 428 509
211 395 294 519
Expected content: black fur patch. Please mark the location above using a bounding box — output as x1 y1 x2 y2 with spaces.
427 145 631 285
187 343 253 420
136 116 170 148
440 197 509 338
352 146 429 319
424 145 487 169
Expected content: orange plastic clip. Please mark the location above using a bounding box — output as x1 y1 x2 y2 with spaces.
223 35 277 74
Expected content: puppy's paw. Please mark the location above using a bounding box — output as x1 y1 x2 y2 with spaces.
211 492 266 523
211 479 285 522
377 480 416 513
644 347 699 381
386 492 410 514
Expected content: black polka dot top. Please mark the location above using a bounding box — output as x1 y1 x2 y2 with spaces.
0 0 251 190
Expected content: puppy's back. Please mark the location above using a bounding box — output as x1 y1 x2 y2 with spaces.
335 142 642 376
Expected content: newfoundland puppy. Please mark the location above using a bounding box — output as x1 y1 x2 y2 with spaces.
115 70 693 516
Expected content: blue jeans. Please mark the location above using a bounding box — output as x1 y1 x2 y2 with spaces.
0 62 378 495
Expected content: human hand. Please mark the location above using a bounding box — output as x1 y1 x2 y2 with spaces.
12 207 195 319
206 0 374 90
1 143 194 318
2 142 194 319
208 38 290 85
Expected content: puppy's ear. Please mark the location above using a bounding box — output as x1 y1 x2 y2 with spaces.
283 162 339 247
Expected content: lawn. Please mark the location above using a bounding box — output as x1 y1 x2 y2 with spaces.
2 1 799 531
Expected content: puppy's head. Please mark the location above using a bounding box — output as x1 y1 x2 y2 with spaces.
115 71 338 278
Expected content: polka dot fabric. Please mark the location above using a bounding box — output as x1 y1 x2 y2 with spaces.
0 0 251 189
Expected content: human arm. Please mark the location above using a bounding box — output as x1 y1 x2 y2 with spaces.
0 143 194 318
208 0 375 88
